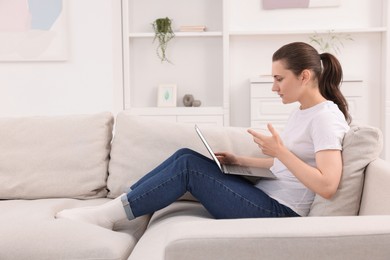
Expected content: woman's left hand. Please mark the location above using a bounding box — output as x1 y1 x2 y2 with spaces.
214 152 239 165
247 123 284 157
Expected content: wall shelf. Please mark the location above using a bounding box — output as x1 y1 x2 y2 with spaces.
129 32 223 38
230 27 387 36
128 107 225 126
129 107 224 116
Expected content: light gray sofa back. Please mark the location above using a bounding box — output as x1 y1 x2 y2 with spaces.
0 112 114 199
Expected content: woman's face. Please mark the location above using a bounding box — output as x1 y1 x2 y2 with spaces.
271 60 303 104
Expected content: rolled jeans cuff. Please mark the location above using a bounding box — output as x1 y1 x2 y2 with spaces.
120 193 135 220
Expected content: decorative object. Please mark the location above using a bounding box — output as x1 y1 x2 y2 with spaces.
309 30 353 55
0 0 68 61
157 84 177 107
262 0 340 9
179 25 206 32
152 17 175 63
192 100 202 107
183 94 194 107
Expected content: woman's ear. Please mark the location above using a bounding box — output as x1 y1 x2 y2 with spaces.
301 69 311 84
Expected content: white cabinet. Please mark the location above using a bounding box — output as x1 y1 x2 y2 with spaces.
250 77 365 130
121 0 228 126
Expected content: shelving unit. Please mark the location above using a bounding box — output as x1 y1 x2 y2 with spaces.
121 0 228 126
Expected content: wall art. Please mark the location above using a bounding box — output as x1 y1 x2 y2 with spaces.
0 0 68 61
157 84 177 107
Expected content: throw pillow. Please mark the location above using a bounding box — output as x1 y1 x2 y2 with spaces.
309 124 383 216
0 112 114 199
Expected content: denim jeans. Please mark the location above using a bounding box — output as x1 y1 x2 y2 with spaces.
121 148 300 220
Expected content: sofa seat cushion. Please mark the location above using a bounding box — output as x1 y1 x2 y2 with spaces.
129 201 390 260
0 112 114 199
129 201 212 260
0 199 150 260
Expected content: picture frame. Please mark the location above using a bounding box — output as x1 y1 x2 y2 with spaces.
157 84 177 107
0 0 68 61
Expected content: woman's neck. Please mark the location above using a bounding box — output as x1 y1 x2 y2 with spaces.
299 87 327 110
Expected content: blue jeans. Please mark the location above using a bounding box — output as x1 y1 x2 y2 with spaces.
121 148 300 219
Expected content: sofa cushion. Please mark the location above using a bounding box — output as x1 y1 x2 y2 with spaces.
107 113 269 198
309 125 383 216
0 199 150 260
0 112 113 199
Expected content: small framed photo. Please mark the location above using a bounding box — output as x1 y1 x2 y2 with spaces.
157 84 177 107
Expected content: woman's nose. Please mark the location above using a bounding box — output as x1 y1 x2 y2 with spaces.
272 83 279 92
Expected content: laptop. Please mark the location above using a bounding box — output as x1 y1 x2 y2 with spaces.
194 125 276 179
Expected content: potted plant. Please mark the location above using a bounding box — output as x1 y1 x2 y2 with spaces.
152 17 175 63
309 30 353 55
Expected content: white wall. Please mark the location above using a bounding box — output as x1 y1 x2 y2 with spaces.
0 0 123 117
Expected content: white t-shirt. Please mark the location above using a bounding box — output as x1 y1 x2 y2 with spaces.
255 101 350 216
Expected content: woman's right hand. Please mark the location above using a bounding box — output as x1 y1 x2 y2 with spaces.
214 152 239 165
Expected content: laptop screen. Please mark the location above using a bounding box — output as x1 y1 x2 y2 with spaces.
195 125 223 171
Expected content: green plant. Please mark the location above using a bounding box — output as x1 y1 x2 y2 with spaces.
152 17 175 63
309 30 353 55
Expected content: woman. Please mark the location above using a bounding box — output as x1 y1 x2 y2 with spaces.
56 42 350 229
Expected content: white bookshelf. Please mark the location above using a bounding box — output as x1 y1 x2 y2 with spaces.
121 0 228 126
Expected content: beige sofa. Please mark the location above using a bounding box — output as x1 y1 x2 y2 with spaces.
0 112 389 260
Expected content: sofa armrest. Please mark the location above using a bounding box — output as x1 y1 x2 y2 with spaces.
164 216 390 260
360 158 390 215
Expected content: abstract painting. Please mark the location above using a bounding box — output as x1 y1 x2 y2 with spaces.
0 0 68 61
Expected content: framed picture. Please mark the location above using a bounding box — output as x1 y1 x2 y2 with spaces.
157 84 177 107
0 0 68 61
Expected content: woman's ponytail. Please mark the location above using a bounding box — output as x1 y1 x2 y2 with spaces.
319 53 351 123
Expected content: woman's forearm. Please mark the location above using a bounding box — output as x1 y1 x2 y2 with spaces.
236 156 274 169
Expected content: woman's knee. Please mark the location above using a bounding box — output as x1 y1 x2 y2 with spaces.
174 148 196 157
170 148 198 166
172 148 215 172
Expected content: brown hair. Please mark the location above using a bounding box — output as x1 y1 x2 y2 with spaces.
272 42 351 123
